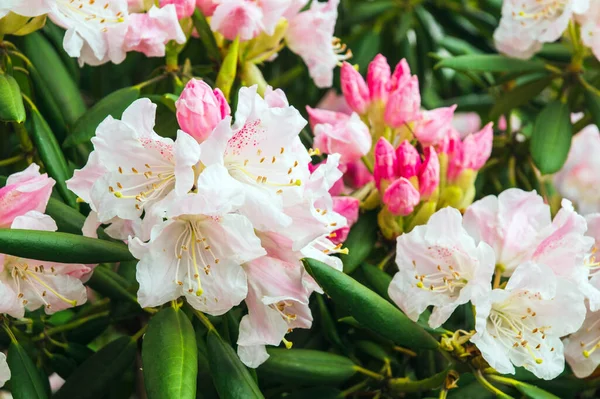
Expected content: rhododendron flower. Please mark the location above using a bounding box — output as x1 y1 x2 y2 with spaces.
0 212 89 318
384 75 420 128
67 99 202 238
564 299 600 378
315 90 352 115
123 5 186 57
414 105 456 147
330 196 359 244
340 62 370 114
578 2 600 60
159 0 195 19
452 112 482 137
441 123 493 182
3 0 129 66
494 0 590 59
367 54 391 102
0 353 8 388
196 0 219 16
199 85 310 231
472 262 586 380
554 125 600 215
388 207 495 328
0 163 54 228
176 79 231 143
286 0 349 88
313 113 371 163
210 0 291 41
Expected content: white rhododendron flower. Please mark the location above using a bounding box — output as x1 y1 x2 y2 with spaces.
0 353 8 388
564 300 600 378
388 207 495 328
472 262 586 380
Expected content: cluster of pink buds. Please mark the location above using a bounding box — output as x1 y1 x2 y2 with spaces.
307 54 494 239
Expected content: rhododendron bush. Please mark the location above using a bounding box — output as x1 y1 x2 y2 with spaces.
3 1 600 398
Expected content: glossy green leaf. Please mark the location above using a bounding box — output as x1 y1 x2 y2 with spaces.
206 329 264 399
143 307 198 399
216 37 240 102
54 336 137 399
355 340 393 363
258 348 356 386
530 101 573 174
280 387 342 399
387 366 450 394
361 263 393 301
348 1 396 23
584 89 600 131
490 75 554 119
316 295 345 350
63 86 141 148
20 32 86 127
436 55 546 73
0 229 135 263
304 258 438 350
192 9 222 64
0 74 26 122
64 313 110 345
341 210 378 274
28 107 77 207
7 342 49 399
47 353 78 380
44 197 112 240
86 266 138 304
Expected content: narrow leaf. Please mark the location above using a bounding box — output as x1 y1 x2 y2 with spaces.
44 197 112 240
215 37 240 102
0 229 135 263
304 258 439 350
7 343 49 399
86 266 138 304
361 263 393 301
436 55 546 73
490 75 554 119
341 210 378 274
0 74 26 122
192 9 222 64
387 367 450 394
143 307 198 399
530 101 573 174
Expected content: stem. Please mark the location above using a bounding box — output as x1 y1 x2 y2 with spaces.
11 122 33 160
492 266 503 289
377 250 396 271
439 389 448 399
393 346 417 357
131 324 148 341
361 155 374 174
353 365 385 381
340 380 369 397
33 311 110 342
134 73 168 90
2 319 17 344
191 308 216 332
473 369 514 399
0 153 25 167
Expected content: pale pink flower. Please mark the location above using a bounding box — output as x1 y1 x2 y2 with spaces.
494 0 590 59
283 0 309 18
472 262 585 380
210 0 290 41
344 160 373 188
0 212 89 318
384 75 420 128
554 125 600 215
196 0 219 16
452 112 482 137
123 5 186 57
330 196 359 244
413 105 456 147
286 0 347 88
578 2 600 60
127 0 152 13
442 123 493 181
564 299 600 378
176 79 231 143
0 354 8 388
389 207 495 328
0 164 55 228
340 62 370 114
313 113 371 163
315 90 352 115
160 0 195 19
306 106 349 129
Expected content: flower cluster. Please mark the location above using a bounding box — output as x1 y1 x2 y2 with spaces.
307 54 493 239
67 81 354 368
389 188 600 379
494 0 596 59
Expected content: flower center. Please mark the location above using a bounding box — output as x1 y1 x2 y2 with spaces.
412 262 467 295
513 0 568 23
58 0 126 32
110 163 176 211
332 37 352 65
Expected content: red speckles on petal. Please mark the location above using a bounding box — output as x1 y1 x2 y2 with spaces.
226 119 264 156
139 138 174 161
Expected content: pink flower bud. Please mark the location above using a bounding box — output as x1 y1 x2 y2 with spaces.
344 160 374 189
418 147 440 198
313 113 372 163
413 105 456 147
374 137 397 189
395 140 421 179
160 0 195 18
306 106 349 130
0 164 55 228
367 54 391 101
384 75 420 128
331 196 360 244
340 62 370 114
176 79 231 143
462 122 493 171
389 58 411 92
196 0 218 16
383 177 420 216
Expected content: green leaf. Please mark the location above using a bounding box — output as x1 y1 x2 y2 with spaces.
279 387 342 399
258 348 356 386
361 263 393 301
387 366 450 394
490 75 554 119
7 342 49 399
54 336 137 399
340 210 378 274
0 229 135 263
63 86 141 148
355 340 393 363
47 353 78 380
316 295 345 350
0 74 26 122
44 197 112 240
351 30 381 72
143 307 198 399
530 101 573 174
304 258 438 350
28 106 78 207
488 375 560 399
347 1 396 24
216 37 240 102
20 32 86 127
86 266 138 304
584 89 600 131
206 329 264 399
192 9 222 64
436 55 547 74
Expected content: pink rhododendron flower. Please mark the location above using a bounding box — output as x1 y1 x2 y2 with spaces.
160 0 195 19
315 90 352 115
330 196 359 244
196 0 219 16
494 0 590 59
340 62 370 114
441 123 493 181
413 105 456 147
373 137 397 189
0 212 89 318
123 5 186 57
344 160 373 189
210 0 290 41
176 79 231 143
389 207 495 328
452 112 482 137
554 125 600 215
384 75 420 128
286 0 349 88
313 113 371 163
418 147 440 199
472 262 585 380
383 178 420 216
0 354 8 388
305 106 349 129
0 164 55 228
367 54 391 102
